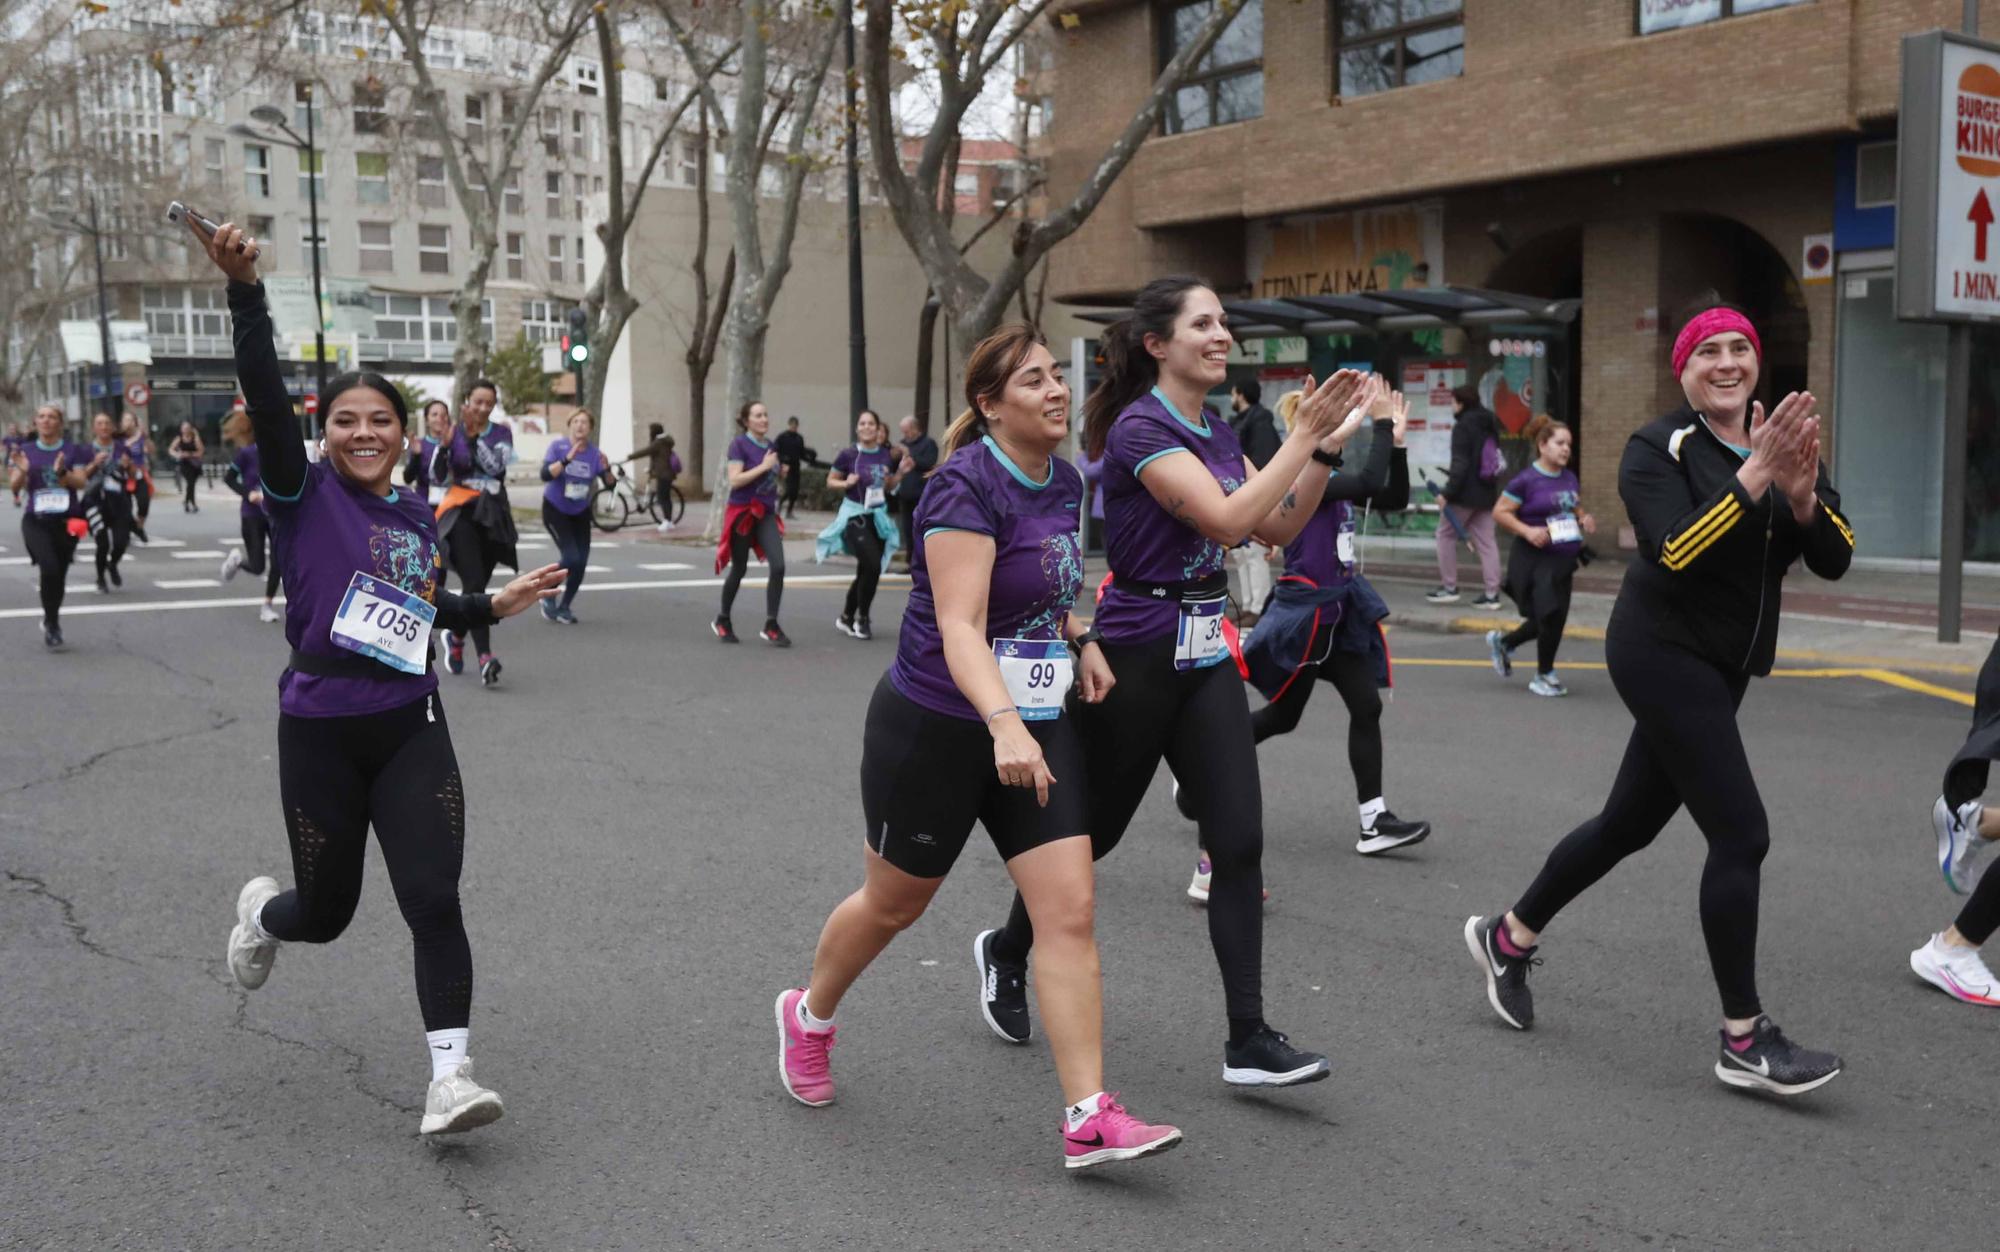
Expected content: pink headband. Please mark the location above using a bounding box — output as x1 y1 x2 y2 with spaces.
1671 308 1761 377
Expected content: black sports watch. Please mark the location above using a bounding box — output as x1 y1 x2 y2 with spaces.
1311 448 1340 467
1070 625 1104 651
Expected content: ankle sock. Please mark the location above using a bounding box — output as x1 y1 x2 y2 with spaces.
1725 1029 1756 1053
426 1028 470 1080
1065 1092 1106 1131
1359 797 1387 829
1494 923 1529 958
798 995 835 1033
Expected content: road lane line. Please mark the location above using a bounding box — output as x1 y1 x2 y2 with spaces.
154 579 223 589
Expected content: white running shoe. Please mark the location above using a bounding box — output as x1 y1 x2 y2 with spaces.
1486 629 1512 678
1186 856 1212 903
421 1057 506 1135
1527 673 1568 698
258 602 281 624
1934 795 1991 895
227 876 281 990
220 547 245 582
1911 933 2000 1007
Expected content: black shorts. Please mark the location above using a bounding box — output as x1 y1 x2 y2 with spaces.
860 674 1088 878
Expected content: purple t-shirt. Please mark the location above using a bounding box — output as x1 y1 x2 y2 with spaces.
233 445 266 520
447 422 514 488
267 461 446 718
832 444 896 505
542 438 610 515
122 434 148 470
1096 388 1247 642
1283 495 1358 589
1503 463 1584 555
725 433 778 507
890 437 1085 720
20 439 93 518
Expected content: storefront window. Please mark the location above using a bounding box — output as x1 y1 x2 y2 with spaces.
1160 0 1263 134
1834 269 1948 560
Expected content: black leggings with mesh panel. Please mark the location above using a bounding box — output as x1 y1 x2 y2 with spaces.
259 690 473 1031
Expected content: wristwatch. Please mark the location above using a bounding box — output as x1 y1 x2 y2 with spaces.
1069 625 1104 651
1311 449 1340 467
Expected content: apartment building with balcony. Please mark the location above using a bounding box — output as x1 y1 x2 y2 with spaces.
1042 0 2000 559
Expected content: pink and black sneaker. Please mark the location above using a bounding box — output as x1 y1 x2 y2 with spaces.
775 987 836 1107
1062 1093 1182 1171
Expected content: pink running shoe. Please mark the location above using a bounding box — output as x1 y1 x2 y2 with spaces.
775 988 836 1107
1062 1094 1183 1171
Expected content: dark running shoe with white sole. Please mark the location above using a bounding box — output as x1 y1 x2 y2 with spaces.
973 928 1031 1044
1357 812 1431 855
1222 1026 1329 1087
1464 914 1537 1030
1713 1016 1843 1096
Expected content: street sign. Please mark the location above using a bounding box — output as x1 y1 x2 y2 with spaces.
1896 29 2000 322
303 394 320 416
125 381 151 408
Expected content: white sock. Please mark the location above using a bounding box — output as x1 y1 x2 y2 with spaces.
250 899 277 944
426 1028 470 1081
797 994 835 1033
1065 1091 1106 1131
1359 797 1387 830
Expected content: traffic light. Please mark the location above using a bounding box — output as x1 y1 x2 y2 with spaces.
566 306 589 366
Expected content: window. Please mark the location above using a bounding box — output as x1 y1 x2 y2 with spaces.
248 215 276 246
293 80 321 134
954 172 980 198
417 156 448 208
1636 0 1808 35
244 143 271 197
504 171 523 216
419 223 451 274
678 136 700 186
358 222 394 273
297 148 325 201
143 286 229 343
653 75 670 102
506 232 525 280
541 106 561 158
171 133 190 170
545 171 564 218
574 59 601 96
300 221 328 271
1161 0 1263 133
571 109 587 160
354 78 388 134
521 298 574 343
1334 0 1462 98
205 137 226 188
1856 140 1897 208
501 92 519 126
575 235 585 284
371 294 461 351
356 151 390 204
547 234 565 280
465 93 485 146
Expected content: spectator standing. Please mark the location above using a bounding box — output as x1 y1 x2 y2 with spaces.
1227 380 1284 620
774 417 810 519
1428 384 1503 609
626 422 685 533
891 414 938 566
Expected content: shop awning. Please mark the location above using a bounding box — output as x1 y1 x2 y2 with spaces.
1068 286 1579 340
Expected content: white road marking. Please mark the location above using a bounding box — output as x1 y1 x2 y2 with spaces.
171 550 227 559
0 557 28 566
637 563 693 571
154 579 223 589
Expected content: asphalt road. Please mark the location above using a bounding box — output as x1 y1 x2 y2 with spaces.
3 494 1993 1251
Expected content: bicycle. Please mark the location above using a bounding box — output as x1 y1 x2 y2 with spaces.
592 467 686 532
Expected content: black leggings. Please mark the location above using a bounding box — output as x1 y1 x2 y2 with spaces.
990 635 1267 1023
259 692 472 1032
240 512 282 599
446 521 503 655
94 489 132 578
178 460 201 509
542 504 591 609
720 511 786 621
1502 542 1576 675
23 516 77 624
133 476 152 524
842 515 884 620
1511 633 1768 1019
1249 631 1383 803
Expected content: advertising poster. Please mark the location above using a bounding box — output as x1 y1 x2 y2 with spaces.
1401 358 1466 491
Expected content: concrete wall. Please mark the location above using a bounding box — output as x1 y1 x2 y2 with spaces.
606 189 1090 492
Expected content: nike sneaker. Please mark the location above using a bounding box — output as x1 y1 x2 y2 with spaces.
443 631 465 673
1934 795 1991 895
1528 674 1568 697
1472 593 1503 611
1712 1016 1842 1096
712 615 739 644
1486 629 1512 677
1357 812 1431 856
479 655 502 688
226 876 281 990
973 929 1031 1044
221 546 245 582
775 987 836 1107
1424 585 1460 604
1223 1026 1329 1087
1464 914 1537 1030
1910 933 2000 1007
1062 1095 1183 1171
760 621 791 648
420 1057 505 1134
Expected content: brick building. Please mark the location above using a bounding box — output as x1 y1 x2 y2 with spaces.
1041 0 2000 559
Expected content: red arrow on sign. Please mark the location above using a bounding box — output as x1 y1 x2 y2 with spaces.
1974 189 1995 263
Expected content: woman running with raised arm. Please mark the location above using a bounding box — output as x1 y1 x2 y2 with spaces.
1464 298 1855 1096
191 217 564 1136
971 276 1360 1088
436 380 519 686
775 325 1182 1170
220 408 283 623
404 399 452 507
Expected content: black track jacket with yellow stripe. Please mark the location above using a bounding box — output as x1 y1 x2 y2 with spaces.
1609 405 1855 677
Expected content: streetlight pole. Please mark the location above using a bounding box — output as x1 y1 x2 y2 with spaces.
85 192 120 422
303 84 328 422
843 0 868 427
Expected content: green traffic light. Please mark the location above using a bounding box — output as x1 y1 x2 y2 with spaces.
570 344 589 363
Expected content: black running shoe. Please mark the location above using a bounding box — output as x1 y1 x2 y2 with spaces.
1356 812 1430 856
973 928 1031 1044
107 563 122 588
43 620 63 650
760 621 791 647
712 615 739 643
95 574 109 594
1464 914 1537 1030
444 631 465 673
853 617 872 641
1713 1016 1843 1096
480 655 502 688
1223 1026 1330 1087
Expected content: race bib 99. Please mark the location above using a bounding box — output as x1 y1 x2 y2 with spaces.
993 638 1072 720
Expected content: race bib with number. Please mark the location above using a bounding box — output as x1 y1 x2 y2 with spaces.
1546 515 1581 545
31 488 70 515
1174 598 1228 671
863 484 886 510
1336 529 1356 566
994 638 1072 721
564 478 591 501
329 572 437 675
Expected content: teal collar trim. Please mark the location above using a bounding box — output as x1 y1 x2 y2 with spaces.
983 435 1052 489
1150 386 1212 438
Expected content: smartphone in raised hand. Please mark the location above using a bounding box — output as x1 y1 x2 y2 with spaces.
165 200 220 238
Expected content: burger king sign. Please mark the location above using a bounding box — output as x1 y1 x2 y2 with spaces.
1899 30 2000 322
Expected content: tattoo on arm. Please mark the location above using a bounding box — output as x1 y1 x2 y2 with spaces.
1166 494 1195 529
1279 490 1298 516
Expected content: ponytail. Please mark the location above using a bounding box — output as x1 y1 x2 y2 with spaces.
939 407 986 460
1083 274 1208 458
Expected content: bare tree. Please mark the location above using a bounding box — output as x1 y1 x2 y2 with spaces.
378 0 600 402
680 96 735 485
862 0 1247 342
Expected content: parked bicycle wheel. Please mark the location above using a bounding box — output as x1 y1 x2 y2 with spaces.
665 486 686 524
592 482 630 532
